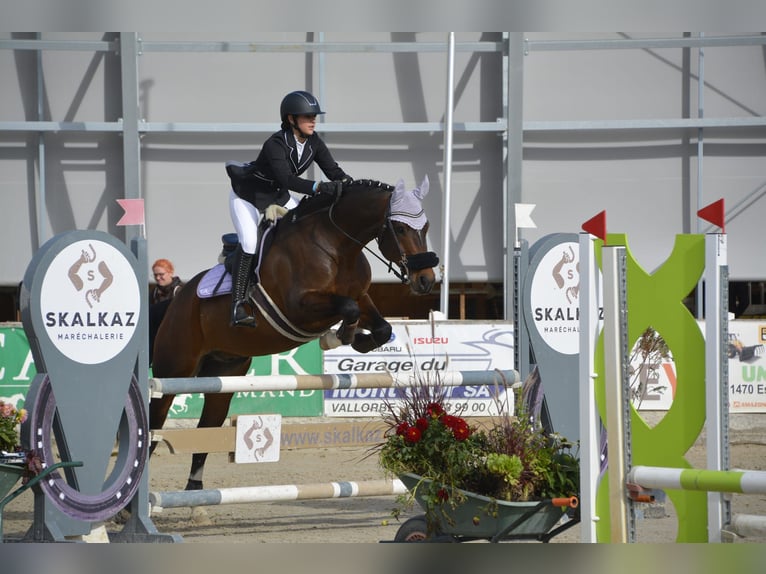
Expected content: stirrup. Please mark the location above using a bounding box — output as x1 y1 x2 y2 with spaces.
232 300 257 328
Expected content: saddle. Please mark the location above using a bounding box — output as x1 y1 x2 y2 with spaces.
198 207 284 299
198 191 340 299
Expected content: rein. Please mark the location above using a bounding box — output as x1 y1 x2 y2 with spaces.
327 188 411 284
375 216 410 284
327 202 405 284
327 191 437 285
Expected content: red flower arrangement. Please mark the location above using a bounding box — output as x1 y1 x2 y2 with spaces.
377 371 579 530
378 380 489 526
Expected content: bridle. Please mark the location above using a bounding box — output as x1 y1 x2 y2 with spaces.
327 189 438 285
375 217 439 285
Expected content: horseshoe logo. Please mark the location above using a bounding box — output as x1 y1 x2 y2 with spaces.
27 374 148 522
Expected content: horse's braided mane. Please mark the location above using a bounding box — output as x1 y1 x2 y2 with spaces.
286 179 393 221
348 179 393 192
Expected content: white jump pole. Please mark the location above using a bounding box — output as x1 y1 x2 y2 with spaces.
704 232 729 542
730 514 766 538
627 465 766 540
601 245 629 543
151 479 408 511
627 466 766 495
150 369 520 396
578 232 601 543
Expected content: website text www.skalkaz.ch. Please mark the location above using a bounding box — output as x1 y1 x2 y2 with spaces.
280 426 385 448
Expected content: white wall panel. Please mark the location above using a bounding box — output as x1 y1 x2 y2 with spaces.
1 32 764 287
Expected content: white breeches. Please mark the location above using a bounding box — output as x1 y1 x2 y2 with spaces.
229 190 298 254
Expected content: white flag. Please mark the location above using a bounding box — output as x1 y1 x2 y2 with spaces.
515 203 537 229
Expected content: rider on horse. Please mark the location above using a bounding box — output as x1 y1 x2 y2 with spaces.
226 90 353 328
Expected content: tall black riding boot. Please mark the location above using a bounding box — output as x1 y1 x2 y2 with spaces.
231 248 257 327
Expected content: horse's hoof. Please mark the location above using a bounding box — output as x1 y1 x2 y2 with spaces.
190 506 213 526
319 330 342 350
111 508 131 525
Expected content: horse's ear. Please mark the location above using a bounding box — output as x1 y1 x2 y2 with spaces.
394 178 406 196
414 174 430 200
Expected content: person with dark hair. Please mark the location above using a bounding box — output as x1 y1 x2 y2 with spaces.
149 258 183 364
225 90 352 328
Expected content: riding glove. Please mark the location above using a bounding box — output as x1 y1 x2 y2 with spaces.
315 181 342 197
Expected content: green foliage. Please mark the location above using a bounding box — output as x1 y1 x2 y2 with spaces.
0 400 26 453
377 371 580 528
485 453 523 486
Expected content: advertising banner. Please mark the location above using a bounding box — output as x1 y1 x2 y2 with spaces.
163 341 324 418
0 324 323 417
627 319 766 414
0 324 37 408
322 320 516 417
5 320 766 415
728 320 766 412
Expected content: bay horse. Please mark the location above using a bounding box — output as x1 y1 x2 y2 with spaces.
149 177 438 493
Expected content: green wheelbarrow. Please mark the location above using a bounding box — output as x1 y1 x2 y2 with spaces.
0 458 83 542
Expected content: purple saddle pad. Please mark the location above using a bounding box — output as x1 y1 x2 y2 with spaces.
197 264 232 298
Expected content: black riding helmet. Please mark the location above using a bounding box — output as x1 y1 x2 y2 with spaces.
280 90 325 123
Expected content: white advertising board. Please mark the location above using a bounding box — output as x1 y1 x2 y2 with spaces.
628 319 766 414
322 321 515 418
728 320 766 413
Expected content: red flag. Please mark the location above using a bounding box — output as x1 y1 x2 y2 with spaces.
582 210 607 243
697 198 725 233
116 199 145 226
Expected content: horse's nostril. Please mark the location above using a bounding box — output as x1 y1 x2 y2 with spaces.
412 275 434 294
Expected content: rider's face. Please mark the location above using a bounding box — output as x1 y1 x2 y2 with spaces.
292 114 317 139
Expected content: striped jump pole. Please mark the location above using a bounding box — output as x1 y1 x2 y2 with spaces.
627 466 766 540
150 479 407 511
150 369 520 396
627 466 766 495
730 514 766 539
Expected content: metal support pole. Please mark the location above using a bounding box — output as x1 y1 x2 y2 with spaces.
504 33 524 321
696 33 706 319
439 32 455 317
512 240 530 381
35 32 48 247
119 33 143 245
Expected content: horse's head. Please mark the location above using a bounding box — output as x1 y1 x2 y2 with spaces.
378 175 439 295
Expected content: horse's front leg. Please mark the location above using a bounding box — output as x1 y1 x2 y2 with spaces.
334 296 361 345
351 294 392 354
186 392 235 491
303 293 361 346
149 394 176 456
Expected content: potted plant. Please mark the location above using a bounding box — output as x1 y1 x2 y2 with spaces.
0 400 29 499
377 372 579 541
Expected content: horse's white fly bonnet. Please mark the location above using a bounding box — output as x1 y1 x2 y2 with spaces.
390 174 429 231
